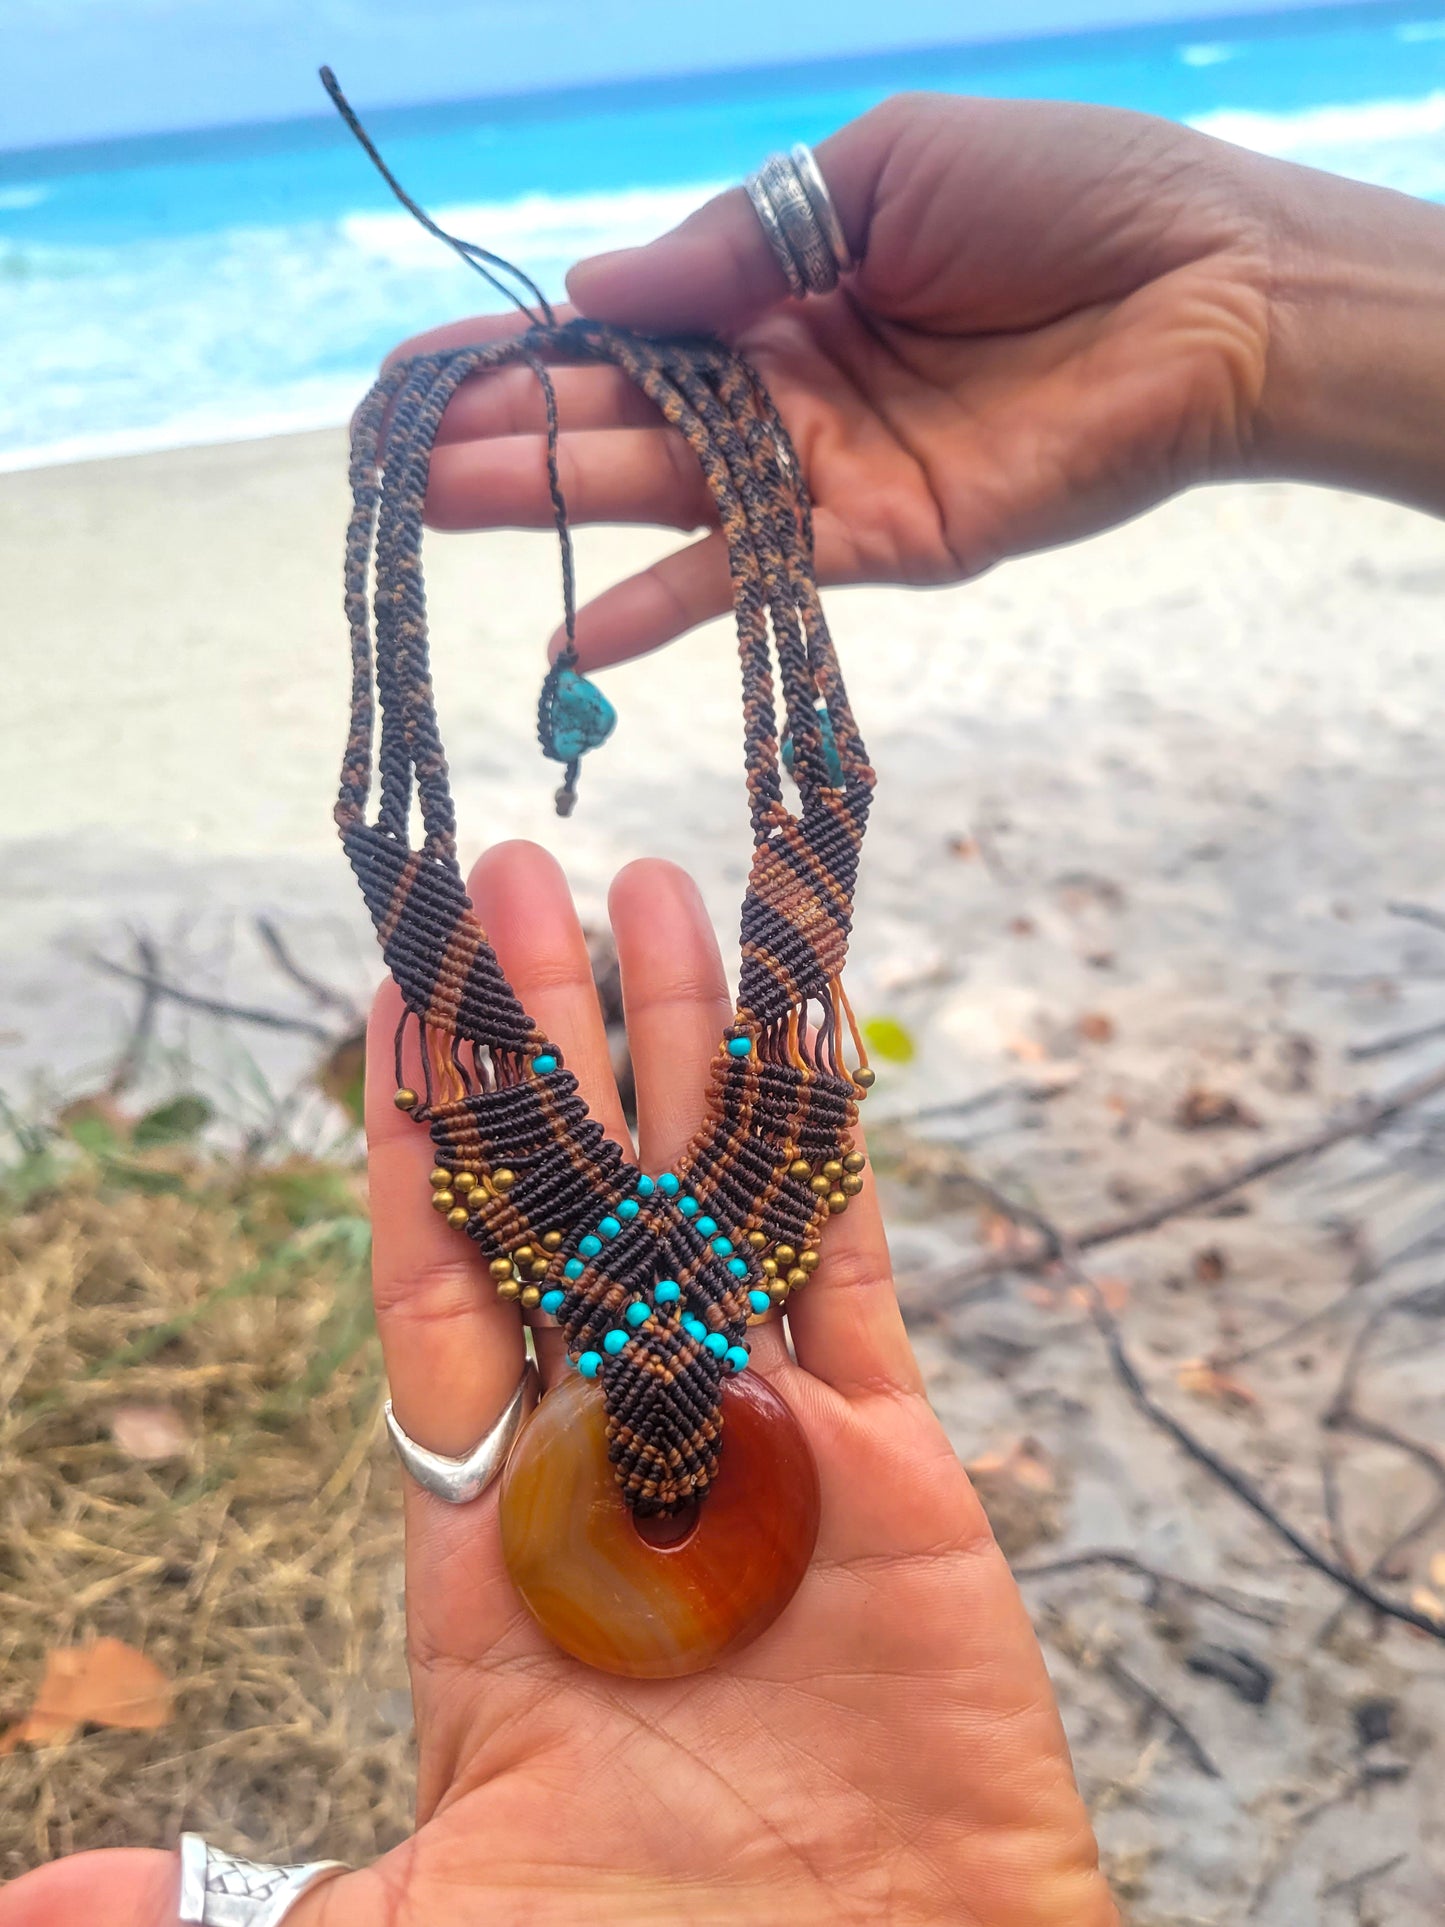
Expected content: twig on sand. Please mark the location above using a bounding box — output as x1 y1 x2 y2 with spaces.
255 917 361 1022
1348 1015 1445 1061
1388 899 1445 936
1097 1650 1221 1780
1321 1853 1407 1903
906 1057 1445 1303
1012 1549 1283 1627
85 948 335 1042
104 932 162 1096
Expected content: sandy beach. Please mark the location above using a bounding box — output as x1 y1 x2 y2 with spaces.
5 429 1445 1919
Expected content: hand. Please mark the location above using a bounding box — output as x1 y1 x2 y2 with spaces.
387 94 1445 673
4 844 1117 1926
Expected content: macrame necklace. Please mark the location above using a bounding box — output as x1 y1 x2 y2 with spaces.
329 77 876 1676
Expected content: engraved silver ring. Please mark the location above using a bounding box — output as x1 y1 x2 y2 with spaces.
744 143 854 296
178 1834 349 1927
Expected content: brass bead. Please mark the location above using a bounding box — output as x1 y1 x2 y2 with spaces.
798 1249 821 1272
787 1158 811 1181
489 1257 515 1282
841 1173 865 1197
747 1229 767 1249
760 1258 778 1278
519 1284 542 1310
775 1245 796 1267
529 1258 550 1281
827 1189 849 1215
428 1167 451 1189
809 1175 831 1196
842 1151 866 1175
513 1244 534 1266
452 1171 476 1193
496 1278 522 1301
393 1087 418 1111
768 1278 790 1304
470 1193 489 1215
446 1206 470 1229
492 1168 516 1191
541 1230 564 1252
787 1267 807 1289
822 1159 843 1181
854 1067 877 1089
430 1190 455 1213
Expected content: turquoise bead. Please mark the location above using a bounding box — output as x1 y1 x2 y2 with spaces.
625 1301 650 1328
543 667 616 762
682 1313 708 1342
617 1198 640 1221
578 1235 602 1259
728 1258 749 1278
655 1279 681 1303
712 1236 733 1256
532 1053 558 1075
603 1329 628 1355
598 1215 622 1240
704 1332 728 1359
541 1289 565 1315
679 1196 699 1217
724 1346 750 1374
696 1216 718 1237
636 1174 656 1197
748 1289 771 1314
781 703 844 786
727 1036 753 1058
577 1350 602 1379
564 1257 586 1279
658 1173 680 1197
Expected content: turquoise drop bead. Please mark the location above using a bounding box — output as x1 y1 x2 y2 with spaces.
578 1235 602 1259
532 1053 558 1075
712 1236 733 1256
635 1174 656 1197
598 1216 622 1240
727 1035 753 1057
748 1289 771 1314
658 1173 680 1197
564 1257 586 1279
544 667 617 761
541 1289 565 1315
683 1314 707 1342
696 1216 718 1238
728 1258 749 1278
679 1196 699 1217
704 1332 728 1360
578 1351 602 1379
617 1198 640 1220
655 1279 681 1303
724 1346 750 1374
625 1301 650 1328
603 1329 629 1355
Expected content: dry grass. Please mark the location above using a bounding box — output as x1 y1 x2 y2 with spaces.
0 1130 413 1878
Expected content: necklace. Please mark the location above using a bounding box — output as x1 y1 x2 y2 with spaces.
331 83 875 1677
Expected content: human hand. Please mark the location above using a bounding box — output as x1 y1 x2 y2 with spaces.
391 92 1445 672
2 843 1117 1925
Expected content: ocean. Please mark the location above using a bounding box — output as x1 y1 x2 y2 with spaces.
1 1 1443 471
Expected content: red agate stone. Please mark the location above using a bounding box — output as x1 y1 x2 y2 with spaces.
499 1369 820 1678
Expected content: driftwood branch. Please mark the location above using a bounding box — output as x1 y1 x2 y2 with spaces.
85 949 334 1042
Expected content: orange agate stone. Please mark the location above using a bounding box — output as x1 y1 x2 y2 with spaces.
499 1370 820 1677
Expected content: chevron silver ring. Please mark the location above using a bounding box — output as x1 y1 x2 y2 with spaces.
385 1359 539 1503
178 1834 349 1927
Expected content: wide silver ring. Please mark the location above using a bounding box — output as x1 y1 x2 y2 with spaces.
744 146 852 296
384 1359 538 1504
178 1834 348 1927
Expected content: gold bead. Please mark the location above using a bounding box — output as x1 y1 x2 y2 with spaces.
854 1068 876 1090
393 1087 418 1111
529 1258 550 1281
787 1267 807 1289
429 1167 451 1189
760 1258 778 1278
842 1151 866 1175
492 1168 516 1191
747 1229 766 1249
446 1207 470 1229
470 1192 488 1215
452 1171 476 1193
519 1285 542 1310
809 1174 831 1196
822 1159 843 1181
430 1190 455 1213
768 1278 790 1304
827 1190 848 1215
496 1278 522 1301
798 1249 821 1272
513 1245 534 1266
841 1173 864 1196
775 1245 796 1267
489 1257 514 1282
787 1158 811 1181
541 1230 564 1252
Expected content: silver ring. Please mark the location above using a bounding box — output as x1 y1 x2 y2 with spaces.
178 1834 348 1927
744 147 852 297
744 168 807 297
791 144 854 274
384 1360 538 1504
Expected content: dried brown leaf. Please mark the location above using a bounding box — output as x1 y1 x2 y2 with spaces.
109 1404 192 1463
1077 1011 1115 1044
0 1639 174 1753
1177 1359 1259 1409
1174 1087 1262 1132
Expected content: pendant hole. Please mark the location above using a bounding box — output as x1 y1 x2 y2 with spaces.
633 1500 701 1551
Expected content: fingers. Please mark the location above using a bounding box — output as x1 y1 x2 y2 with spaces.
0 1850 175 1927
380 304 578 370
434 362 665 447
425 427 715 533
565 119 882 335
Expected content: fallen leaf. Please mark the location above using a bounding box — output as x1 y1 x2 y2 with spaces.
1174 1087 1262 1132
965 1438 1064 1557
0 1639 173 1754
109 1405 192 1463
861 1015 916 1065
1077 1011 1115 1044
1008 916 1037 938
1409 1586 1445 1627
1003 1030 1049 1064
1429 1551 1445 1590
1192 1246 1230 1285
1177 1359 1258 1409
946 834 979 861
1068 1274 1130 1313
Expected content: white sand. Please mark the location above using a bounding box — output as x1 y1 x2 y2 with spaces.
4 430 1445 1918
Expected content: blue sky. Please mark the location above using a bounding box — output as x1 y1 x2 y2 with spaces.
6 0 1347 150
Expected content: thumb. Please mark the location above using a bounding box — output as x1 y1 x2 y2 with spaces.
565 115 884 336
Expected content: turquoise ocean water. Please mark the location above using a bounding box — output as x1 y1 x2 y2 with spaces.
1 2 1443 469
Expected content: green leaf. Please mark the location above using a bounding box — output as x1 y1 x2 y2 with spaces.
861 1015 916 1064
134 1094 215 1148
